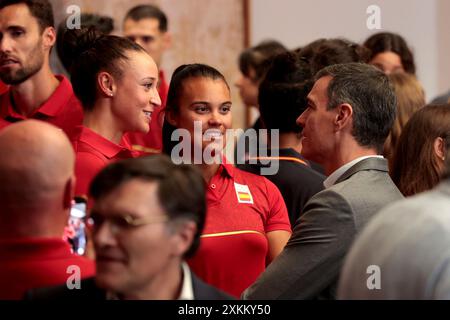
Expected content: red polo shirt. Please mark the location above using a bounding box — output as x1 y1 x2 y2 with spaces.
188 163 291 298
0 81 8 95
72 126 143 197
124 69 168 154
0 75 83 138
0 237 95 300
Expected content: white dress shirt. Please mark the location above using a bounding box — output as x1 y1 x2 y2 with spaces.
323 156 384 189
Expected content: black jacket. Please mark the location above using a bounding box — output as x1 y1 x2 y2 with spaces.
25 273 233 300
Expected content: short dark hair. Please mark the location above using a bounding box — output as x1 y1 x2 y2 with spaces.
238 40 287 82
316 62 397 152
59 27 145 110
90 155 206 258
56 13 114 73
124 4 168 32
364 32 416 74
0 0 54 31
258 51 313 133
163 63 229 155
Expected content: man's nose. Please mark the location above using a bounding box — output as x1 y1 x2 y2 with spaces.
93 221 118 247
296 111 306 126
0 36 13 54
135 38 146 48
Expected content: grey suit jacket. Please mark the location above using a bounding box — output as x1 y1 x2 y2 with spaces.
338 180 450 300
243 157 404 300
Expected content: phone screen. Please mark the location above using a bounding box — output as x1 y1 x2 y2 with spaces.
70 202 87 219
67 197 88 255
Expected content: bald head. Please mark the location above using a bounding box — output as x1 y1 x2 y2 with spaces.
0 120 75 238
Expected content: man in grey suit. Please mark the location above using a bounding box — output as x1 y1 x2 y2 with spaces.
338 136 450 300
243 63 404 300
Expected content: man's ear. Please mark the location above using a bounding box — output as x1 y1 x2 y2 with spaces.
42 27 56 50
162 32 172 51
97 72 116 97
334 103 353 131
170 220 197 257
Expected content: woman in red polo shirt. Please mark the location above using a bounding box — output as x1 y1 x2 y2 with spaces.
60 28 161 196
162 64 291 298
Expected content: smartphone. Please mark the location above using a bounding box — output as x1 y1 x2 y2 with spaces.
68 197 88 256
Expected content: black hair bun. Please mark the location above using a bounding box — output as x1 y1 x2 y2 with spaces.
58 27 102 73
74 27 102 56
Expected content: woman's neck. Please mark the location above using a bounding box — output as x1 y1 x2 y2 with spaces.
278 132 302 154
83 101 124 144
198 162 221 184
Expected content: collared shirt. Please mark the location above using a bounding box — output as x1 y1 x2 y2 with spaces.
0 75 83 138
125 69 168 154
72 126 143 197
0 237 95 300
188 162 291 298
107 262 194 300
323 155 384 189
238 148 325 226
178 262 194 300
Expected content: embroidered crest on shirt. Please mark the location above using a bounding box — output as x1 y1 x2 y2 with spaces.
234 182 254 204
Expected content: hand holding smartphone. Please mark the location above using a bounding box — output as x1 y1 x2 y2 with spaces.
67 197 88 255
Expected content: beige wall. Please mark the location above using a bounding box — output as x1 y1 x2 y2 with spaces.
50 0 247 129
436 0 450 96
251 0 447 102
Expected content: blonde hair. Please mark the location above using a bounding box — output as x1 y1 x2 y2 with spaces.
384 72 425 168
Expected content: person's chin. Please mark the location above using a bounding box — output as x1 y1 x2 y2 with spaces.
141 123 150 133
203 142 225 157
300 146 313 160
134 121 150 134
0 72 15 84
95 272 124 293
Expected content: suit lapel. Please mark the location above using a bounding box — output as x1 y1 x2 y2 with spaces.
335 157 388 185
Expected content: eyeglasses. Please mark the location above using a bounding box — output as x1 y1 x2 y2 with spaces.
88 212 169 235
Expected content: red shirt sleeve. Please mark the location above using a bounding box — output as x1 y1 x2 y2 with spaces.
262 177 292 233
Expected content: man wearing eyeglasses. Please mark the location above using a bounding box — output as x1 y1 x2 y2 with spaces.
26 155 231 300
122 4 171 154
